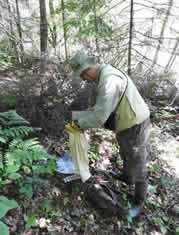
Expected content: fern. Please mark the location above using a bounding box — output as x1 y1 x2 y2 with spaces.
0 110 40 141
0 110 29 126
3 126 37 138
0 110 57 179
6 138 56 168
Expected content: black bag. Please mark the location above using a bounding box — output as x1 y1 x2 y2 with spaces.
104 112 115 131
82 178 127 217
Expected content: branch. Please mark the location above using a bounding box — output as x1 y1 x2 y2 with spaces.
132 47 164 69
100 1 130 18
134 30 178 41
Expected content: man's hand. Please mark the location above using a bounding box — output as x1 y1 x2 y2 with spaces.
72 120 80 129
65 121 79 134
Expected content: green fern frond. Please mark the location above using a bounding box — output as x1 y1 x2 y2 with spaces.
6 138 55 167
0 117 7 126
20 138 42 149
3 126 34 138
8 138 42 151
0 110 56 177
0 136 8 144
0 110 29 126
6 149 30 165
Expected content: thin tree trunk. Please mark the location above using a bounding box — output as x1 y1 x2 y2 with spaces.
61 0 68 60
151 0 173 68
6 0 19 63
93 0 100 62
15 0 24 63
164 37 179 72
39 0 48 55
128 0 134 76
49 0 57 52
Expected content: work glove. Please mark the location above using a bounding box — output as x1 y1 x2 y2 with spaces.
65 120 80 134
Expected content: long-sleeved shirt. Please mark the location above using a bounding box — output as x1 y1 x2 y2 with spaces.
72 64 150 133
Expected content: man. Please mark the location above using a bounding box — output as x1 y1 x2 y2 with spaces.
69 50 151 217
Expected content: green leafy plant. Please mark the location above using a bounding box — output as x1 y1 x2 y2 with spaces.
126 201 133 227
18 177 46 199
88 146 99 163
81 218 89 231
0 196 18 235
1 96 17 108
24 214 36 230
40 200 52 214
0 110 57 189
152 216 169 234
159 110 175 119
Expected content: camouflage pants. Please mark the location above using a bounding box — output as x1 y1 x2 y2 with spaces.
116 118 151 185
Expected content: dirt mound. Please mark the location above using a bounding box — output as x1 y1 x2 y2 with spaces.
0 61 97 138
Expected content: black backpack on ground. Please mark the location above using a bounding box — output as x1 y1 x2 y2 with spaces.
81 176 127 218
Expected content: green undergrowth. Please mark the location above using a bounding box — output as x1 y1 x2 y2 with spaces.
0 110 57 234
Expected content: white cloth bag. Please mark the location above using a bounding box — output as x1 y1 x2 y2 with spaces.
68 132 91 182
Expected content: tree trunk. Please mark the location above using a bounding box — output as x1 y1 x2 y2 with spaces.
61 0 68 60
39 0 48 55
6 0 19 63
15 0 24 63
164 37 179 72
151 0 173 68
93 0 100 62
128 0 134 76
49 0 57 52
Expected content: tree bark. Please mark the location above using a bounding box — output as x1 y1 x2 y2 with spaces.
93 0 100 62
6 0 19 62
61 0 68 60
39 0 48 55
164 37 179 72
49 0 57 51
151 0 173 68
128 0 134 76
15 0 24 63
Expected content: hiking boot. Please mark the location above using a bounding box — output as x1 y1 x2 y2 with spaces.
129 181 148 218
129 200 144 218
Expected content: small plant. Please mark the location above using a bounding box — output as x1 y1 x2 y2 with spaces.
63 198 69 206
40 200 60 219
0 196 18 235
126 201 133 227
122 193 133 228
152 216 169 234
81 218 89 231
24 214 36 230
41 200 51 211
18 177 46 199
88 146 99 163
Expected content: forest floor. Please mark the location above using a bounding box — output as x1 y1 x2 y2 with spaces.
0 65 179 235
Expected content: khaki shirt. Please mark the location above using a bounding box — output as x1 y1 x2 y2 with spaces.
72 65 150 133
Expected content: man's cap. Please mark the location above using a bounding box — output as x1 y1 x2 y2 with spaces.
69 50 96 79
